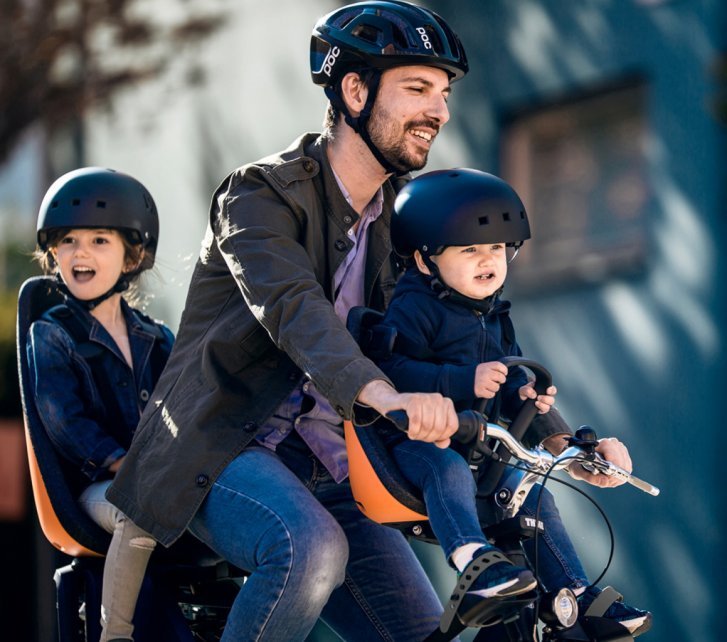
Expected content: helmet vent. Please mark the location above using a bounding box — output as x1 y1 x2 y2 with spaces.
392 26 408 49
478 216 489 226
72 198 81 206
352 24 382 45
50 201 59 209
333 10 358 30
96 200 107 209
502 212 511 222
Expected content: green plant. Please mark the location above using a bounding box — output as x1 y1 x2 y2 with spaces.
0 289 20 417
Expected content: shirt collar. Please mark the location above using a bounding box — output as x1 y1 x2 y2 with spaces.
331 167 384 225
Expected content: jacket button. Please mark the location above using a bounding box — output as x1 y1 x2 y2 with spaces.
343 215 352 224
303 160 314 172
243 421 258 433
336 406 345 416
195 474 209 487
139 389 150 402
334 240 347 251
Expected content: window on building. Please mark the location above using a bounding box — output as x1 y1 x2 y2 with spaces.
501 81 650 291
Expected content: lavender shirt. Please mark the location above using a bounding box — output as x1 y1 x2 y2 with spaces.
255 175 384 482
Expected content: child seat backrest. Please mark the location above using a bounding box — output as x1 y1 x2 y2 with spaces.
16 276 109 557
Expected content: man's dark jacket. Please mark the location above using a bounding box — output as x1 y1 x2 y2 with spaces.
108 133 401 546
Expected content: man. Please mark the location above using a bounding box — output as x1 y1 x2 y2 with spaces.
110 2 470 640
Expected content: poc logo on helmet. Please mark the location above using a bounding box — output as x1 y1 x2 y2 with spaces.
322 45 341 77
416 27 433 50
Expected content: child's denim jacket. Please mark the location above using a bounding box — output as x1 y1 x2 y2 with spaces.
26 296 174 486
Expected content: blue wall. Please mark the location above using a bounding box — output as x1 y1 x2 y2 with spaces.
418 1 725 640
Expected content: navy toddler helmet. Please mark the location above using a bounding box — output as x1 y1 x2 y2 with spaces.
37 167 159 269
310 0 468 87
391 168 531 259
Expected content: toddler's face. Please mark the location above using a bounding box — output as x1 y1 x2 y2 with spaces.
52 228 129 301
430 243 508 299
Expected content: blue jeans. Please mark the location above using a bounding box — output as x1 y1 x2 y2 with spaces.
519 484 589 592
188 432 444 642
392 439 488 562
392 440 589 591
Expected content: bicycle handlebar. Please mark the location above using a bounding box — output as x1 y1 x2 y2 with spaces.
384 409 660 497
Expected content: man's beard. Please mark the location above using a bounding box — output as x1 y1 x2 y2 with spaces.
366 102 438 173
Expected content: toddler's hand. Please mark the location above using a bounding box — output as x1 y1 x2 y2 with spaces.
519 382 557 414
474 361 508 399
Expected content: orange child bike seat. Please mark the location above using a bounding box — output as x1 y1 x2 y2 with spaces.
24 427 102 557
17 277 109 558
345 419 438 540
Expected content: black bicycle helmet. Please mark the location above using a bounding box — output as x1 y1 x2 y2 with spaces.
391 168 531 259
310 1 468 176
37 167 159 268
310 0 468 87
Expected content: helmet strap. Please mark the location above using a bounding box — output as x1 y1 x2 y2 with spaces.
325 71 409 177
55 273 130 311
425 263 502 315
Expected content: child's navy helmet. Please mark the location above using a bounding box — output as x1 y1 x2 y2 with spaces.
391 168 531 258
310 0 468 87
37 167 159 268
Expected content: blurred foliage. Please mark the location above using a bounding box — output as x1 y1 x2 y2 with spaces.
0 241 41 417
0 289 20 417
0 0 226 165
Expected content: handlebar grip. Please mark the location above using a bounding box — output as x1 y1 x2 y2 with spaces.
501 357 552 395
499 357 553 441
627 474 660 497
385 410 481 444
586 456 661 497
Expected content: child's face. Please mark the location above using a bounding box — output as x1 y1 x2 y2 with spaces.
51 228 131 301
426 243 508 299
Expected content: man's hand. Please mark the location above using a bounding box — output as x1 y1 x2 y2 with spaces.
519 383 558 414
568 437 633 488
474 361 508 399
357 380 458 448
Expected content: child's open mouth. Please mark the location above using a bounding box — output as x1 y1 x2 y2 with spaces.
72 266 96 283
475 272 495 281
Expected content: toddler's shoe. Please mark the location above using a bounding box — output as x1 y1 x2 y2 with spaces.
462 546 536 599
577 585 652 637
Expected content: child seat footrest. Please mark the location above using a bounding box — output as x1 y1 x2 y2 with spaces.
439 549 533 632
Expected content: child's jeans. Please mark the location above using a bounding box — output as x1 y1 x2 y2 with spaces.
79 480 157 642
392 439 589 591
392 439 488 561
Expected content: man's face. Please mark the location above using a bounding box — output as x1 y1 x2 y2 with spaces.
366 66 451 173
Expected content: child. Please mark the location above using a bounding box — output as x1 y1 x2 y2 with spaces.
376 168 651 636
27 167 174 642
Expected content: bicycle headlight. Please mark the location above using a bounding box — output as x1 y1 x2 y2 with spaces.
540 587 578 628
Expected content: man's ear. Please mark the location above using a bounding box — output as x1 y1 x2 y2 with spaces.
413 250 431 275
339 71 368 117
